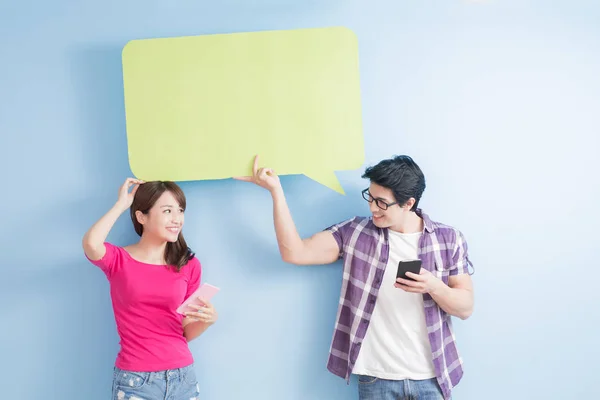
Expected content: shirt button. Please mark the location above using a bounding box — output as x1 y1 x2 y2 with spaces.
369 298 375 304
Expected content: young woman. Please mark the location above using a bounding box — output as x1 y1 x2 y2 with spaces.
82 178 218 400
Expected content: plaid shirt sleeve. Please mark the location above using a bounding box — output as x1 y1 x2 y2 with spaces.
449 230 474 276
325 217 357 259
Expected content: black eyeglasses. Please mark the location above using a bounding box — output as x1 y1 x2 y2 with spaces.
361 188 399 210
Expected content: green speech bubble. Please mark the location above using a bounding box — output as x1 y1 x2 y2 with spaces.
122 27 364 194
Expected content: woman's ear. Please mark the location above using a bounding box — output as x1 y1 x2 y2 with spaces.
135 210 147 226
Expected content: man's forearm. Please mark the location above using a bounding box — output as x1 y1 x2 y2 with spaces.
271 188 304 261
430 284 474 320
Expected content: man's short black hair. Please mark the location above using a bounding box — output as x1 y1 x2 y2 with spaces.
361 155 426 211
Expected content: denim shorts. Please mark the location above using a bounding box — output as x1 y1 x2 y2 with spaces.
357 376 444 400
112 364 200 400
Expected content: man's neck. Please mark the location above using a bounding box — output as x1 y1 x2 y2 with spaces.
388 212 424 234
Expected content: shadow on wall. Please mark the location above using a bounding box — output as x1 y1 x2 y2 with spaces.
68 45 133 186
0 262 119 399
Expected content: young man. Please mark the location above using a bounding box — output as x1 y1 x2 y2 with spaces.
235 155 474 400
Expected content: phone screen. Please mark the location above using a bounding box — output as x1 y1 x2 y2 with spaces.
396 260 422 281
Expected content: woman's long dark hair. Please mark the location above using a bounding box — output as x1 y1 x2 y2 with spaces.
130 181 194 272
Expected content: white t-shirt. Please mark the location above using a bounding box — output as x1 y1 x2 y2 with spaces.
352 230 436 380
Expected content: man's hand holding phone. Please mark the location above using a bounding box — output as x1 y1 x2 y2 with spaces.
395 260 444 294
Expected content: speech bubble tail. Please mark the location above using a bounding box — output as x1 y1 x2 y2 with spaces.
304 171 345 195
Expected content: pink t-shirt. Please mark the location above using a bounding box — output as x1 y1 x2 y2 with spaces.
87 242 201 372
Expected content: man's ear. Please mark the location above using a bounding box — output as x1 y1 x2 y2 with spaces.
404 197 416 210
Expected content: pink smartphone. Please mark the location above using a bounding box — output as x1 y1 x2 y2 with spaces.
176 283 220 315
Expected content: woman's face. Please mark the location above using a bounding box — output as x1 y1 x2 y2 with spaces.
138 190 185 243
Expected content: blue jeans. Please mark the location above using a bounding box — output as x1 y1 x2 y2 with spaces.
112 365 200 400
357 375 444 400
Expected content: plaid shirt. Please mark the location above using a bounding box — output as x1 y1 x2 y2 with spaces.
325 209 473 400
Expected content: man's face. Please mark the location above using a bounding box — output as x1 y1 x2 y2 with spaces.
363 182 412 229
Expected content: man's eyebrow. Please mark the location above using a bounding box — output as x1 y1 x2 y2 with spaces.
371 193 391 201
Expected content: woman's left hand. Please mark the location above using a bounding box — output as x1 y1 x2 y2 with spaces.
185 300 218 324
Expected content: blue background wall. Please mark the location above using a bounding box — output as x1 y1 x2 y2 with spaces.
1 1 599 399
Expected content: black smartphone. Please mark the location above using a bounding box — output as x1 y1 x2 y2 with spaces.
396 259 422 281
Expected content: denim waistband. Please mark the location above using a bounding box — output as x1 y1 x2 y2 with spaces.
114 364 193 382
